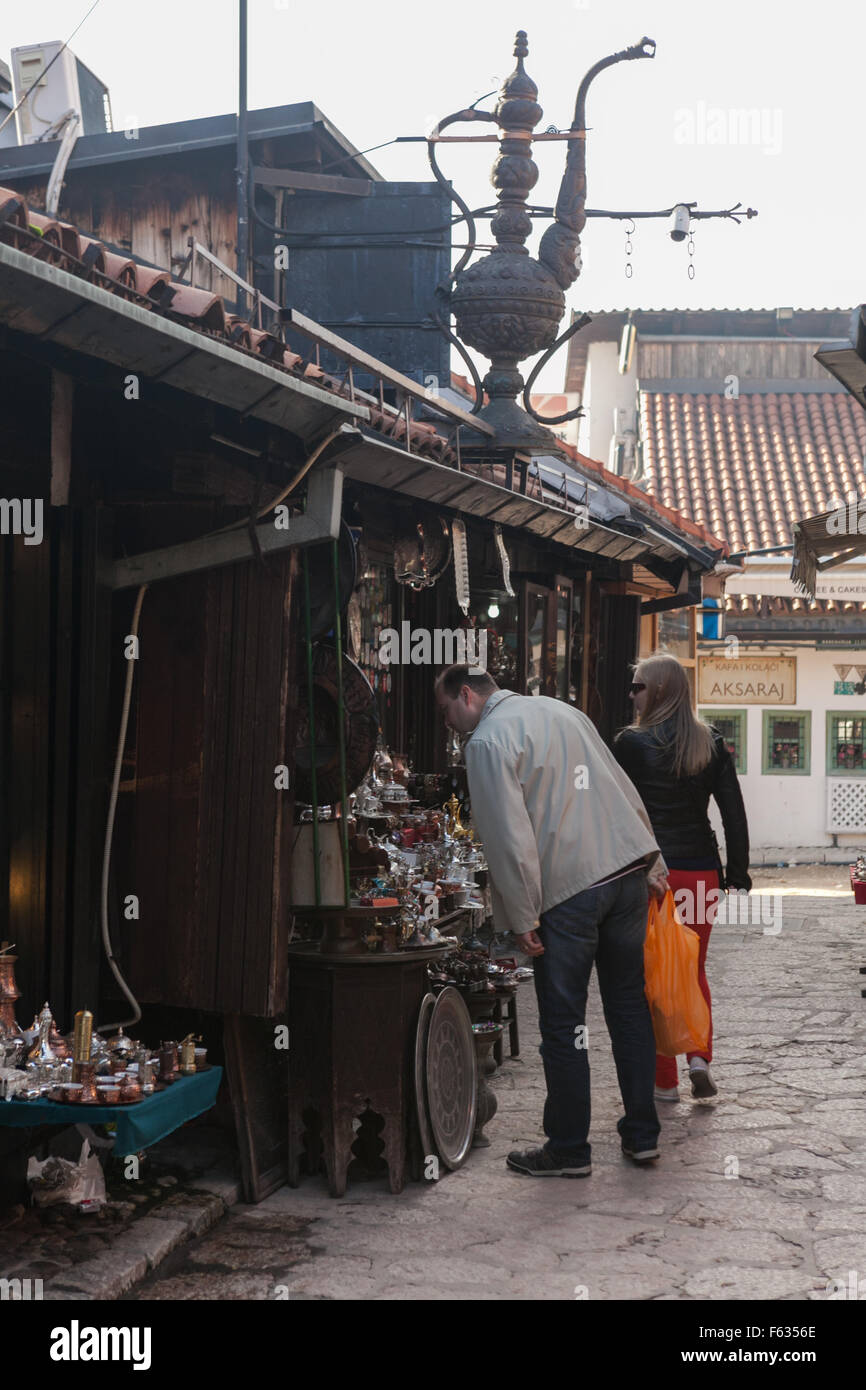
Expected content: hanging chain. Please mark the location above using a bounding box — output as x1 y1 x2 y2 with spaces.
624 218 635 279
687 226 696 280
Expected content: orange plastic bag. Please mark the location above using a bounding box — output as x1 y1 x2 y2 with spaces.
643 890 710 1057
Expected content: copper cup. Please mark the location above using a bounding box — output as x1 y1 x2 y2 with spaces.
77 1062 99 1103
119 1074 141 1103
97 1082 121 1104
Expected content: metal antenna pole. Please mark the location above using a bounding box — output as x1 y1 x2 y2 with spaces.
236 0 249 315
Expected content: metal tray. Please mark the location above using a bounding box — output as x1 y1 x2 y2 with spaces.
413 992 437 1166
425 986 476 1170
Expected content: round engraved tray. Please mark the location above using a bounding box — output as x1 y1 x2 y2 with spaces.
425 986 476 1170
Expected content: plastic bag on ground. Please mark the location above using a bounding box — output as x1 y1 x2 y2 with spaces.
27 1138 106 1210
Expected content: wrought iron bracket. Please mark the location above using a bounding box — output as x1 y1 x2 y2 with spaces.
522 313 592 425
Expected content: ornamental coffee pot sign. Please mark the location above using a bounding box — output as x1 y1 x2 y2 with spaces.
437 30 655 449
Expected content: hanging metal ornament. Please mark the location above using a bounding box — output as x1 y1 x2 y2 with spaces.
687 227 696 280
493 525 515 598
624 218 635 279
452 518 471 615
394 515 452 590
347 594 362 662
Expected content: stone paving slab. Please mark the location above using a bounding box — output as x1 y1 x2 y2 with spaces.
127 886 866 1302
751 849 865 866
1 1153 240 1301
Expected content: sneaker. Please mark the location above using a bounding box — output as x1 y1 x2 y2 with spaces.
654 1085 680 1102
506 1145 591 1178
689 1060 718 1100
621 1141 660 1164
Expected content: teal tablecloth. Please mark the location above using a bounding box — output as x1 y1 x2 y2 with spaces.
0 1067 223 1154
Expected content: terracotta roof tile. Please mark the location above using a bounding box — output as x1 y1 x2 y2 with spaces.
724 595 866 617
0 184 455 466
557 439 726 552
1 187 734 555
639 391 866 553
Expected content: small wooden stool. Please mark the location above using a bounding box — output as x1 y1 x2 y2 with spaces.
492 987 519 1066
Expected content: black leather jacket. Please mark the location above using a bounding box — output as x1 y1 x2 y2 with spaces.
613 719 751 891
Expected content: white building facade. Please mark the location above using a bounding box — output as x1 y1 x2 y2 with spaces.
564 308 866 853
700 559 866 851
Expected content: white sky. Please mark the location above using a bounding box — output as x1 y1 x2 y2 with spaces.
5 0 866 391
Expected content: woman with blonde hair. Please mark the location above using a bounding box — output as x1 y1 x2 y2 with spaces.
613 652 751 1102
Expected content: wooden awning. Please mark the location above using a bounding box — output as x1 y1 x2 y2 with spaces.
791 504 866 599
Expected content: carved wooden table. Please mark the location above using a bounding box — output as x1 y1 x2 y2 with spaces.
287 942 454 1197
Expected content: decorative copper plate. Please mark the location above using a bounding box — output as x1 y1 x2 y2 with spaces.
413 992 437 1163
393 513 451 591
425 987 476 1170
294 645 379 804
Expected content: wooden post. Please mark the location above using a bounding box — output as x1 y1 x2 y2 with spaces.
50 371 74 507
580 572 592 712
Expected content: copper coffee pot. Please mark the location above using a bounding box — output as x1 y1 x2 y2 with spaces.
0 942 21 1036
158 1042 180 1083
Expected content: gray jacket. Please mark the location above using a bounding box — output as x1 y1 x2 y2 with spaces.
464 689 663 936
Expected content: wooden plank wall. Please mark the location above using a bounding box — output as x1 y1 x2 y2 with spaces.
0 359 55 1024
124 548 294 1017
208 551 293 1016
0 349 124 1029
17 142 287 306
17 154 237 294
638 340 831 381
68 507 113 1022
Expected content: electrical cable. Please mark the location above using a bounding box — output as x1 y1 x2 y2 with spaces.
250 426 345 520
249 200 469 243
315 88 494 174
94 430 341 1034
96 583 147 1034
253 237 485 252
318 137 403 173
209 427 345 538
0 0 102 136
250 201 753 245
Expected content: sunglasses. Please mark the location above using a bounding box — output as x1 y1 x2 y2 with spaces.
628 682 646 695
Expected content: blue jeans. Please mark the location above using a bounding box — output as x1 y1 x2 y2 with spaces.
532 870 659 1163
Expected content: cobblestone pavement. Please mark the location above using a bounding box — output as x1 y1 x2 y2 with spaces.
132 873 866 1302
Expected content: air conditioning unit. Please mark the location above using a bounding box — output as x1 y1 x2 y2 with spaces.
10 41 111 145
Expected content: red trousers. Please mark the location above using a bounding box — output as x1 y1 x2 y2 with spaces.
654 868 718 1089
